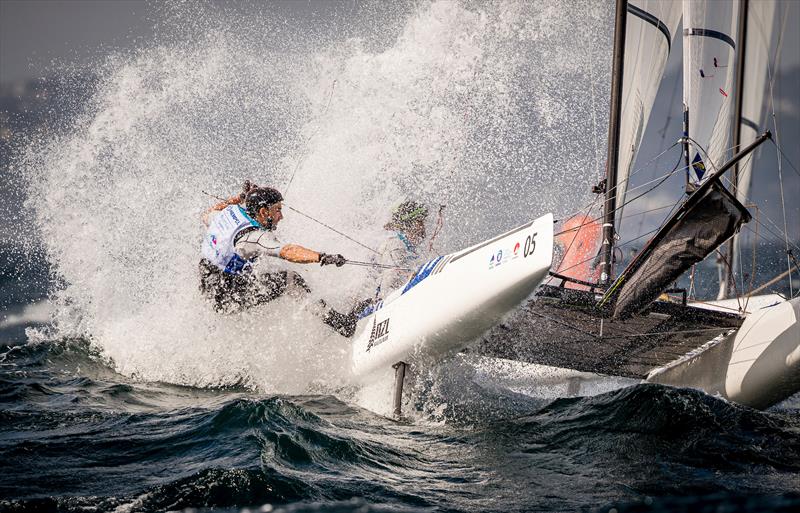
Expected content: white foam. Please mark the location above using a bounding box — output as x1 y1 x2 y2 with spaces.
0 301 54 329
20 1 613 398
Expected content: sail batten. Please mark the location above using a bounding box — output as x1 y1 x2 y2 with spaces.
627 3 674 51
612 0 681 232
682 0 740 184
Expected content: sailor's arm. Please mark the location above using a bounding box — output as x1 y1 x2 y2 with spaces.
281 245 347 266
235 232 346 266
279 244 322 263
202 195 242 226
202 181 258 226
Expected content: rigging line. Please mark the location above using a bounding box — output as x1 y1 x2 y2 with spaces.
742 206 760 312
283 205 380 255
746 208 759 304
555 141 681 222
556 198 600 274
768 139 800 180
714 248 743 312
765 1 793 296
607 327 735 339
746 268 797 298
554 155 685 238
560 203 675 238
284 79 338 196
199 189 380 255
556 134 750 231
554 226 661 276
687 298 749 314
710 152 800 256
620 203 676 220
738 216 800 257
345 259 411 272
614 150 683 219
201 190 226 202
555 158 687 233
678 136 800 256
560 133 754 228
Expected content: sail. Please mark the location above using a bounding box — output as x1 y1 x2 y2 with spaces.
605 132 770 319
719 0 777 299
612 183 750 319
733 0 776 204
682 0 740 183
614 0 682 221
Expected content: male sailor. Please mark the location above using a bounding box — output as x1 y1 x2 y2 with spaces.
373 200 429 298
199 184 359 337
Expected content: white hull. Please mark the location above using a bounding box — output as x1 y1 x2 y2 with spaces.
351 214 554 383
648 296 800 408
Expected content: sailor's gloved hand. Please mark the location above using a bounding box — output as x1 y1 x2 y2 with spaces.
319 253 347 267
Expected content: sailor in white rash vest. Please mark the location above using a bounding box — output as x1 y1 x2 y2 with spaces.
199 184 359 337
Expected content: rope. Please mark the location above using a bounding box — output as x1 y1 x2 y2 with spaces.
553 153 685 238
345 259 411 272
200 190 380 255
605 327 735 339
766 2 793 296
555 196 601 274
284 205 380 255
284 79 338 196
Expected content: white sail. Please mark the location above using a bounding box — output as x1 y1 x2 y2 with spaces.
722 0 778 299
734 0 777 205
682 0 740 183
615 0 682 222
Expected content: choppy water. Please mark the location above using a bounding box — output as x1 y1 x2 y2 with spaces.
2 334 800 513
3 1 800 511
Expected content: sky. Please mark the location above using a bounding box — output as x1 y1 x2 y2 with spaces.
0 0 157 83
0 0 367 84
1 0 798 253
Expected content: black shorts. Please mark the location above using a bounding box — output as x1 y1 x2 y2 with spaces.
198 259 309 312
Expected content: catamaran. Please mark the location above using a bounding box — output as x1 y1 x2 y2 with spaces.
350 0 799 415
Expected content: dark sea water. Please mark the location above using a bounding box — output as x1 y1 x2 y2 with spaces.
2 292 800 513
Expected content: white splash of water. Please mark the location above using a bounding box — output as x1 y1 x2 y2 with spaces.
21 1 613 398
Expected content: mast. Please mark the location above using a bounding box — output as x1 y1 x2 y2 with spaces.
722 0 749 299
600 0 628 286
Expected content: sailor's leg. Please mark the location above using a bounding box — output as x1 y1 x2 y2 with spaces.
392 361 407 418
322 307 359 338
198 260 247 313
282 271 312 297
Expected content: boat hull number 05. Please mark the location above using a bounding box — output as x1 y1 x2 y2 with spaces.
524 232 537 258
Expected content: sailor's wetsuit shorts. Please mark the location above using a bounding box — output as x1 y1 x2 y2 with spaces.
198 259 310 313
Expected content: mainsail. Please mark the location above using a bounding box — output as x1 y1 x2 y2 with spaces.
615 0 682 220
732 0 776 204
721 0 778 299
599 0 681 285
682 0 740 183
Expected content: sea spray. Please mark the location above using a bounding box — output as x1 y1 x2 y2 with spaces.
20 1 613 402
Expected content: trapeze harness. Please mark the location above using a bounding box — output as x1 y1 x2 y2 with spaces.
201 205 261 274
